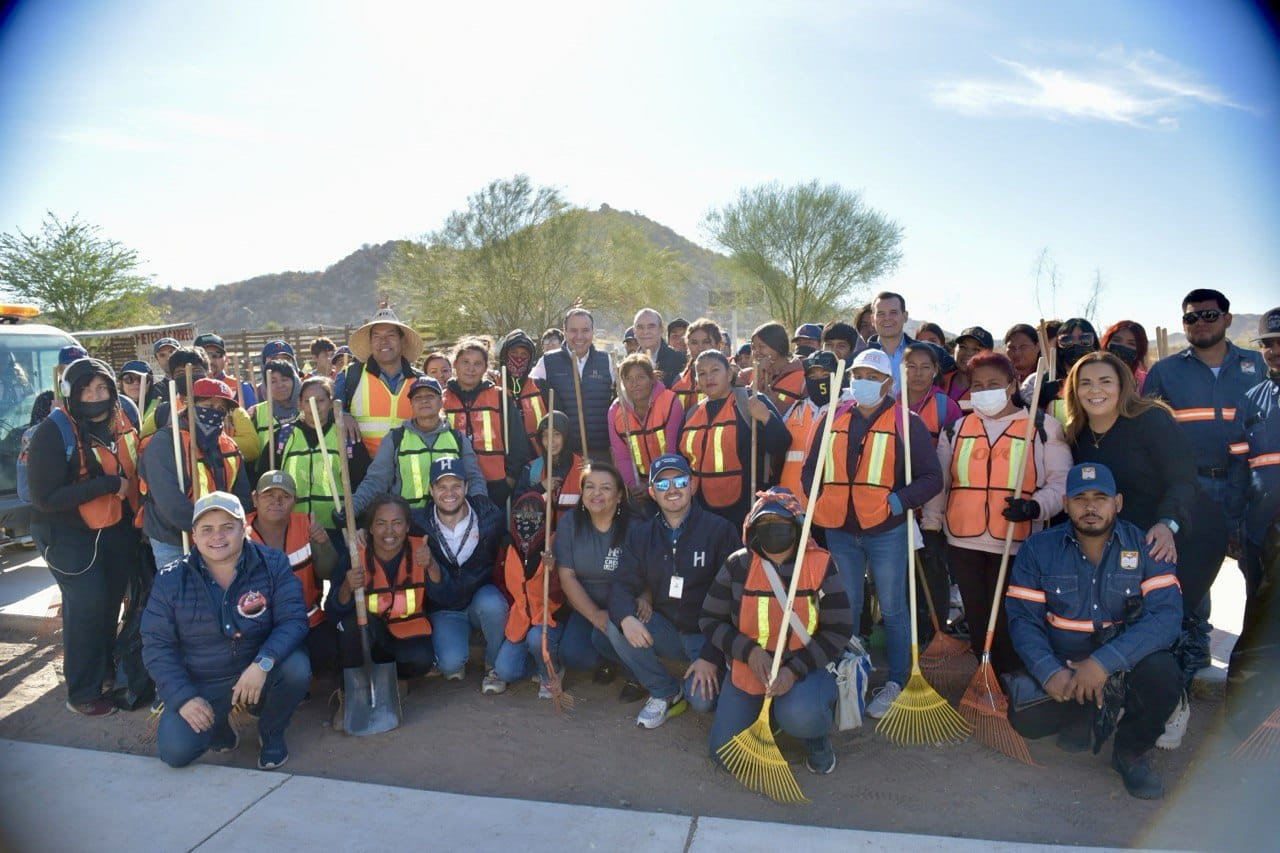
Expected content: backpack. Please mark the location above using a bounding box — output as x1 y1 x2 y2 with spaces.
16 401 140 502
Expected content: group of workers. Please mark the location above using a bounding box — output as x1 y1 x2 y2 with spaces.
20 288 1279 801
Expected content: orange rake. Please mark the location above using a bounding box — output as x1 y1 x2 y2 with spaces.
541 388 572 714
957 358 1045 766
1232 704 1280 761
917 562 976 694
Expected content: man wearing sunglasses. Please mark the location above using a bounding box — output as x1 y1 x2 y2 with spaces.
1143 289 1265 683
606 453 741 730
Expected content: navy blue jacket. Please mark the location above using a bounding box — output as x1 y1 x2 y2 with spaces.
142 540 307 712
610 502 742 666
1006 518 1181 687
1234 372 1280 544
1144 341 1265 520
538 347 614 459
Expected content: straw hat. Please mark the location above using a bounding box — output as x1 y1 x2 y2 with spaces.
348 307 423 363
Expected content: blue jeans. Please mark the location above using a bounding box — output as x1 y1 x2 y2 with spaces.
493 612 621 682
708 666 837 758
429 584 510 676
826 526 909 685
150 540 185 572
606 611 719 712
157 647 311 768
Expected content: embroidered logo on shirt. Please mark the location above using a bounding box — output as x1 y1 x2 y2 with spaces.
237 590 268 618
1120 551 1140 570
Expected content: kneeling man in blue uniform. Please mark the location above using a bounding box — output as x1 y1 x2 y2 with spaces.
1005 463 1182 799
142 491 311 771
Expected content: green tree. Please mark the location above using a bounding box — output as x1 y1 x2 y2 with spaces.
0 212 161 330
703 180 903 331
382 176 687 340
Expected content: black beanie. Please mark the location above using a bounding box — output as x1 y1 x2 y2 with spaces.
63 358 117 415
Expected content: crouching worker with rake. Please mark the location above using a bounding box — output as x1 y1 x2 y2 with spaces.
703 488 853 777
1006 463 1182 799
141 492 311 771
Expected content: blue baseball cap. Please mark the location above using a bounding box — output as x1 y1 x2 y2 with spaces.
429 456 465 484
152 337 180 355
261 340 295 363
623 326 637 341
792 323 824 343
58 345 89 365
1066 463 1117 498
407 376 443 398
120 360 151 376
649 452 692 480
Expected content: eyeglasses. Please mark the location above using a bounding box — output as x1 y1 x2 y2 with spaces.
652 475 691 491
1057 333 1096 346
1182 309 1223 325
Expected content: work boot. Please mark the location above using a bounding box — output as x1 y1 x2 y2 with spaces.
1055 710 1093 753
1112 749 1163 800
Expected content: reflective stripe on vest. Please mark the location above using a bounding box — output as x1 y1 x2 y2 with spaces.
350 367 414 455
779 401 820 501
681 396 742 509
732 547 827 696
361 538 431 638
614 390 676 477
396 428 463 507
946 413 1038 543
811 405 898 529
281 425 342 529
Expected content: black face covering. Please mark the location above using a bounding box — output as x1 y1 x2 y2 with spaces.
74 399 114 420
794 344 816 359
1106 343 1138 365
805 376 831 407
754 523 798 556
1060 343 1095 369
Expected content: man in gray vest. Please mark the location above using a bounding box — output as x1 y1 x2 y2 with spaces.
530 307 615 461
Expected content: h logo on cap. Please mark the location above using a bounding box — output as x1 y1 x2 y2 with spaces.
1081 466 1096 480
438 458 453 471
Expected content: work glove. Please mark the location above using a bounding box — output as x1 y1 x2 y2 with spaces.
331 506 347 529
1002 497 1040 522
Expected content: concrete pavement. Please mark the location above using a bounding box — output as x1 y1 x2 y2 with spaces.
0 739 1139 853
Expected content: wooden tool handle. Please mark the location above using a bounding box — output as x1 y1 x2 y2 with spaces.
334 400 367 628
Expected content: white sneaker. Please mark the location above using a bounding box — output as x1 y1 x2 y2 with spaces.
636 691 688 729
538 681 554 700
866 681 902 719
1156 692 1190 750
443 667 465 682
481 669 507 695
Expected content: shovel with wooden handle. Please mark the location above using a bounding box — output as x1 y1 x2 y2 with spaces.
334 399 402 736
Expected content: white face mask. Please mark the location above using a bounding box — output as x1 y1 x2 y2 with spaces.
850 378 887 409
971 388 1010 417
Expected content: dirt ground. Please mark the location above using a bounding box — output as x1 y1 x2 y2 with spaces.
1 620 1275 852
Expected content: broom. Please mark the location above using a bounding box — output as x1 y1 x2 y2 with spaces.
917 559 976 694
877 362 971 746
956 358 1046 765
540 388 570 712
717 357 847 804
1232 704 1280 760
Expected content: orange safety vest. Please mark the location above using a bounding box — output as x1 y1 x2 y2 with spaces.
779 401 821 505
67 417 140 529
349 366 414 456
502 539 565 643
513 377 547 457
945 413 1039 543
681 396 743 509
361 537 431 639
443 384 507 483
671 368 700 413
912 391 950 446
732 546 827 695
613 389 677 481
136 428 241 526
770 367 807 408
247 513 324 628
810 405 899 529
530 454 584 532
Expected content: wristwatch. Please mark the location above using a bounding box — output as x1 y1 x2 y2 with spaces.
255 656 275 673
1158 518 1180 535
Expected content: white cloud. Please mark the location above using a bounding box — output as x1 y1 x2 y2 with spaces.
930 46 1248 129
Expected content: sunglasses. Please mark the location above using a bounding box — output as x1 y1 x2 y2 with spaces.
1057 333 1095 346
1182 309 1223 325
652 475 691 492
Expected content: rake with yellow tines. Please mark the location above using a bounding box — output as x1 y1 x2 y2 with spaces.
876 362 971 747
956 358 1045 765
716 357 846 804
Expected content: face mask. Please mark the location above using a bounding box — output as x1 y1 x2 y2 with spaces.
1060 343 1094 368
850 378 886 408
194 405 227 450
505 349 531 380
805 376 830 407
970 388 1010 417
1106 343 1138 365
754 523 797 555
794 344 816 359
75 399 113 420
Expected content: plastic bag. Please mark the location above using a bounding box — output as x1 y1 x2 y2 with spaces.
829 636 873 731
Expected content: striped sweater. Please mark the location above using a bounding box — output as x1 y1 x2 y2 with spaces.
699 546 853 680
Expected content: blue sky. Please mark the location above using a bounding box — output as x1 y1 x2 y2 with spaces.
1 0 1277 336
